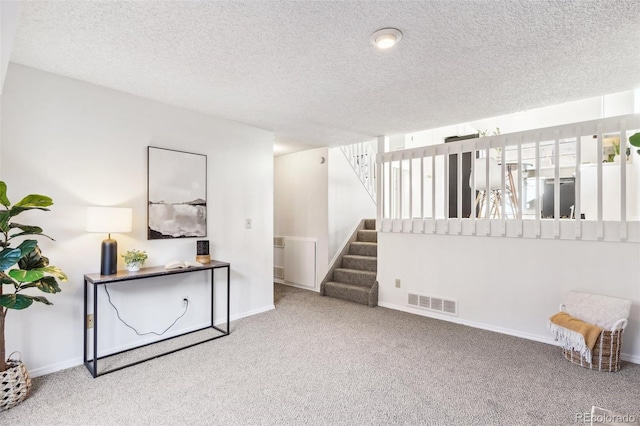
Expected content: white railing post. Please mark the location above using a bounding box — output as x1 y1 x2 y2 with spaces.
554 130 560 237
596 124 604 239
574 126 582 238
431 153 436 233
457 143 463 227
517 138 523 235
420 153 424 222
500 136 506 235
376 136 385 230
485 145 491 235
409 153 413 222
620 121 627 240
535 133 541 237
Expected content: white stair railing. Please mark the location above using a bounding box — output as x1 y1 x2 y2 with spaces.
340 140 377 204
378 114 640 241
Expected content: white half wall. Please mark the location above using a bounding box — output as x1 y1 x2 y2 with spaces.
274 147 329 289
328 147 376 261
1 64 274 375
378 232 640 363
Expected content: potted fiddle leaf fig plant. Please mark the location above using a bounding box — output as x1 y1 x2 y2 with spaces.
0 181 67 410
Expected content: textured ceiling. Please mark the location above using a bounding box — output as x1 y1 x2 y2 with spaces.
10 0 640 154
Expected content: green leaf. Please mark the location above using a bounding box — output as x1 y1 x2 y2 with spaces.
35 276 61 293
30 295 53 305
630 132 640 148
0 248 22 270
16 239 38 257
17 283 37 290
41 265 68 281
0 182 9 207
10 223 43 233
14 194 53 208
8 224 54 242
0 211 9 234
18 247 48 270
9 231 55 241
9 269 45 283
8 205 50 218
0 294 34 310
0 294 52 309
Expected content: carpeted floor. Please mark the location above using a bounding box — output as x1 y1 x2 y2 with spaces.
1 283 638 425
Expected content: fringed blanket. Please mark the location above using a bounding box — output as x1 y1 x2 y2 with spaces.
548 312 602 361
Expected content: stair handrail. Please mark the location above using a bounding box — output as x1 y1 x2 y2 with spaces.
340 140 377 204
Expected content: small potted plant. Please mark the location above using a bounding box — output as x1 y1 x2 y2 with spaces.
630 132 640 155
122 249 148 272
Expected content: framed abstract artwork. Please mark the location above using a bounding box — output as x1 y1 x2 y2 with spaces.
147 146 207 239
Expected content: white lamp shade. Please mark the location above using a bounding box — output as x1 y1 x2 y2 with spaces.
86 207 133 233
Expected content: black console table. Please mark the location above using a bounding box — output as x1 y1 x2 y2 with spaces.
83 261 230 378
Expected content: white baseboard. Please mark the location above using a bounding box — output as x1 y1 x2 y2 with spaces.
28 304 276 378
29 358 85 378
378 301 640 365
228 304 275 322
277 281 319 293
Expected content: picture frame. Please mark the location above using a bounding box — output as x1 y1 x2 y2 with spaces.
147 146 207 239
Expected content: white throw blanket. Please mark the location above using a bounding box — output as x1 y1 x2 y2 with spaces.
564 291 631 331
547 319 594 361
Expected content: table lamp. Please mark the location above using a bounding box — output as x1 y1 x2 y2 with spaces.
86 206 133 275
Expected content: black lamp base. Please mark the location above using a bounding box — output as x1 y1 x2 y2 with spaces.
101 238 118 275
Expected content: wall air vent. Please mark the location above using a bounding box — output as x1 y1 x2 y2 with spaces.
419 296 430 309
274 237 284 247
408 293 419 306
408 293 458 316
273 266 284 279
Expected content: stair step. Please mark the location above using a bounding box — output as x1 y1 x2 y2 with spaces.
342 255 377 272
364 219 376 230
349 242 377 257
334 268 376 287
323 282 371 306
357 229 377 243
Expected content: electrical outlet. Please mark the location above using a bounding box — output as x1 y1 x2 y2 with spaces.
87 314 94 329
182 297 189 308
245 218 252 229
395 279 401 288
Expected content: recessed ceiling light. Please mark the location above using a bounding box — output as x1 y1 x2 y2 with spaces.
370 28 403 49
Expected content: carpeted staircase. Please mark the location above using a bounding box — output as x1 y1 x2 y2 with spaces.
320 219 378 307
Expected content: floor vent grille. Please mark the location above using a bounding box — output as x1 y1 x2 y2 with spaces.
273 266 284 279
408 293 458 316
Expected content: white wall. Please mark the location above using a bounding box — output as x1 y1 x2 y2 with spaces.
406 90 636 148
1 64 274 375
0 1 20 95
274 147 328 288
378 232 640 362
328 147 376 260
0 1 21 178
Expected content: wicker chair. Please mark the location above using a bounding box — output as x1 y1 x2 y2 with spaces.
558 291 631 372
